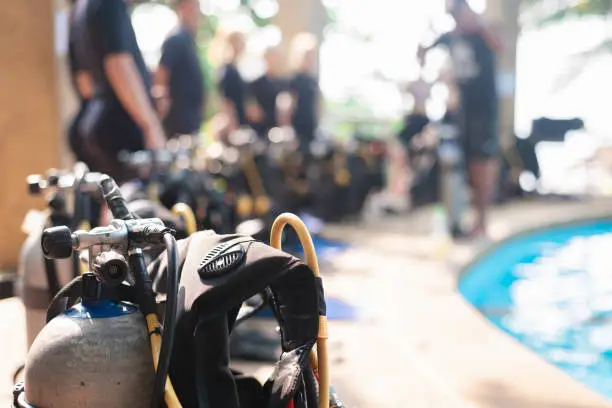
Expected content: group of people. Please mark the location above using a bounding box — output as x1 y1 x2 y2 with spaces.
66 0 321 184
65 0 502 238
212 30 320 153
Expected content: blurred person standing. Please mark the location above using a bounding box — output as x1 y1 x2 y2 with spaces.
278 33 321 154
418 0 502 238
153 0 205 138
398 76 432 149
71 0 165 182
214 30 248 133
247 45 287 138
66 0 94 163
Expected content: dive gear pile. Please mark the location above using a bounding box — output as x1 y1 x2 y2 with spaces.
12 172 344 408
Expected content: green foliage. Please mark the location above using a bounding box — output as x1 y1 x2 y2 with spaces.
239 0 275 27
522 0 612 86
523 0 612 27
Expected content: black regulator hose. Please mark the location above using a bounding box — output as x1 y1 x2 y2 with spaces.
99 175 135 221
150 232 179 408
98 174 180 407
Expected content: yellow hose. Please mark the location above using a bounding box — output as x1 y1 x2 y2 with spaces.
171 203 197 236
148 182 161 204
77 220 91 275
153 203 195 407
270 213 330 408
241 152 271 216
146 314 182 407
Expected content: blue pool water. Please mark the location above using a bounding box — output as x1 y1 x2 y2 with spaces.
459 219 612 399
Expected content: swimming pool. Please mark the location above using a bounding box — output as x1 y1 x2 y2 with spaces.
458 219 612 399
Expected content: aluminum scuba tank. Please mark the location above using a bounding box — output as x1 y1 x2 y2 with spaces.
17 193 77 350
437 121 469 237
22 297 155 408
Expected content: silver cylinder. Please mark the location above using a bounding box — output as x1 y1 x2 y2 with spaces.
17 229 75 349
24 307 155 408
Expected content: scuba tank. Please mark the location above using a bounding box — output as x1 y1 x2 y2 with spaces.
436 121 469 238
17 189 74 349
14 175 181 408
23 274 155 408
14 200 345 407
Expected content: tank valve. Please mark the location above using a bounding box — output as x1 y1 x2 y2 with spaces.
41 226 74 259
93 251 129 287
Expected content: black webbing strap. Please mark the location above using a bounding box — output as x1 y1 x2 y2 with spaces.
45 276 137 323
194 315 240 408
43 257 61 302
46 276 83 323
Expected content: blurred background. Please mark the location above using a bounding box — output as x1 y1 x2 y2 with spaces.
3 0 612 407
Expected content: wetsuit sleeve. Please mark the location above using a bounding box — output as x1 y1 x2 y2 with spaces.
93 0 132 57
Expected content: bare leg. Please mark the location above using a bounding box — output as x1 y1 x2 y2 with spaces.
467 158 498 236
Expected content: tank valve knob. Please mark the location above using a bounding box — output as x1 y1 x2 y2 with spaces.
27 175 43 195
46 169 60 187
41 226 74 259
93 251 129 287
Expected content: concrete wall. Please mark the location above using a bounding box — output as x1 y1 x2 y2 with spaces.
0 1 63 269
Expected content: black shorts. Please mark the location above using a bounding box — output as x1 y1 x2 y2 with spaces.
459 110 499 160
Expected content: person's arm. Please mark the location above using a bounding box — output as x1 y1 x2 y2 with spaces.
104 56 161 134
75 71 94 100
276 77 296 127
218 67 239 130
153 35 183 119
68 31 94 100
276 91 294 127
95 0 165 149
245 80 264 123
418 32 452 64
478 23 504 52
152 64 171 119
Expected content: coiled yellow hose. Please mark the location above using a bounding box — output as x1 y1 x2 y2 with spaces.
270 213 330 408
171 203 197 236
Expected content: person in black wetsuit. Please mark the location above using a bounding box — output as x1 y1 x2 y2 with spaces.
247 45 287 138
280 33 321 153
419 0 503 237
67 0 94 163
71 0 165 183
216 31 248 133
153 0 205 138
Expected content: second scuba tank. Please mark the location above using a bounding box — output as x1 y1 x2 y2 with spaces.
17 191 77 350
437 122 468 237
17 227 74 349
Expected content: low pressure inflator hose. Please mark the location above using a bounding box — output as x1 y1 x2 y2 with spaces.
171 203 197 236
270 213 330 408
